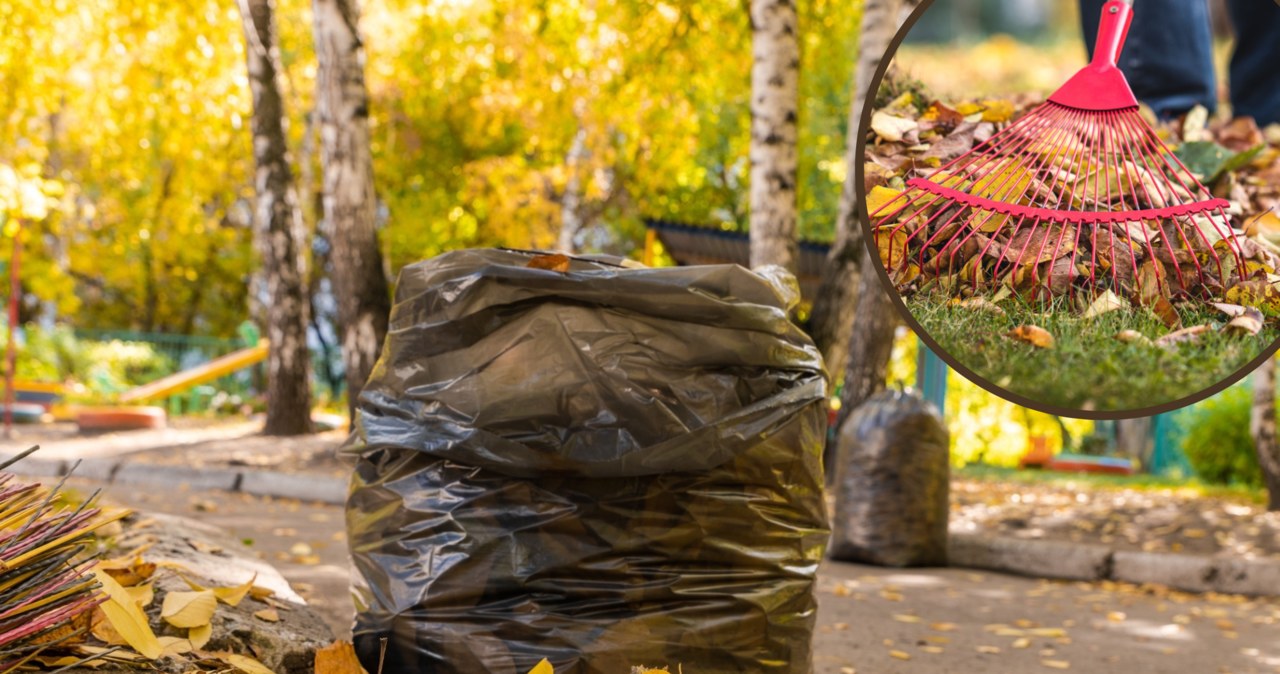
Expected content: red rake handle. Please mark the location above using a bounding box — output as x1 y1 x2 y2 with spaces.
1092 0 1135 68
1047 0 1138 110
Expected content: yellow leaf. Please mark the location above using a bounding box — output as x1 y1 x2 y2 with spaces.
91 569 163 660
528 658 555 674
315 641 368 674
125 584 154 609
1042 660 1071 669
866 185 903 217
189 624 212 650
979 99 1016 123
160 590 218 629
889 650 911 661
254 608 280 622
1005 325 1055 349
214 652 276 674
892 614 922 624
875 228 910 271
180 572 258 607
158 636 192 656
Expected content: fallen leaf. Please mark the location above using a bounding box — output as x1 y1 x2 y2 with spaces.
1114 330 1153 346
1082 290 1128 319
871 111 918 143
1042 660 1071 669
180 572 258 607
210 652 276 674
124 583 154 609
159 636 193 656
1013 638 1031 649
977 645 1002 654
889 650 911 661
1211 302 1249 318
528 659 555 674
955 297 1006 315
189 624 212 650
1151 296 1182 329
253 608 280 623
526 254 571 272
248 586 276 601
1005 325 1055 349
1222 306 1264 336
1155 324 1211 348
91 569 163 660
161 590 218 629
866 185 904 216
892 614 922 624
316 641 368 674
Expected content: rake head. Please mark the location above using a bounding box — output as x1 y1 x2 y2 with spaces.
870 0 1261 303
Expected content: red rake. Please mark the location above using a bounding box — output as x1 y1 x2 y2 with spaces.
870 0 1249 303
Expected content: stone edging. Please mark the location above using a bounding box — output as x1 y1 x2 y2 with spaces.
949 532 1280 597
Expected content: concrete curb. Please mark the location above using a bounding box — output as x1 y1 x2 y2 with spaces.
950 532 1280 597
0 450 347 505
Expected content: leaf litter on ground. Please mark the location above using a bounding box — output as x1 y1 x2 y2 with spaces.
865 81 1280 348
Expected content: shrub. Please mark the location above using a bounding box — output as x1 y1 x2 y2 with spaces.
1181 384 1263 488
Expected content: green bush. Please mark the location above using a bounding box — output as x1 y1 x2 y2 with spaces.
1181 385 1264 488
13 324 173 397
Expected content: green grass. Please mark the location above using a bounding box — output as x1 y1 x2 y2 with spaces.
955 464 1266 504
908 291 1278 412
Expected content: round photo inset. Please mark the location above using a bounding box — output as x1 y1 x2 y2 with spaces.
858 0 1280 417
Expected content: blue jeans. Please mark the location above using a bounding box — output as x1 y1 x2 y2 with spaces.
1080 0 1280 125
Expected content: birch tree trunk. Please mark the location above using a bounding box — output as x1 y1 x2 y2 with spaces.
239 0 313 436
748 0 799 272
807 0 912 374
312 0 391 421
1251 357 1280 511
557 124 589 253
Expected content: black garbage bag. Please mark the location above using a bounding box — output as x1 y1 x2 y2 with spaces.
828 389 949 567
344 249 829 674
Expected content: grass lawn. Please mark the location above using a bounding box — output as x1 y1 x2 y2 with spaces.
907 291 1278 412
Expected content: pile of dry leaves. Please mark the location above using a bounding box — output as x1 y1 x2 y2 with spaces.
865 88 1280 332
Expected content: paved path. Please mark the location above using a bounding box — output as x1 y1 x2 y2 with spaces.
67 478 1280 674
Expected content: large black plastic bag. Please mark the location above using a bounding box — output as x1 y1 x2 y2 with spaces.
829 389 949 567
344 249 830 674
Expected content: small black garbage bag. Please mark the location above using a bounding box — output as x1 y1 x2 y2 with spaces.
344 249 829 674
828 389 949 567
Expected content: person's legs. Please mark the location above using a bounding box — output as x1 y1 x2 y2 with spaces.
1226 0 1280 126
1079 0 1216 120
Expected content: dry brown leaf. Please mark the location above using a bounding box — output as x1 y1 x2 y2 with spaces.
1151 296 1182 329
1222 306 1264 336
526 254 571 272
1005 325 1055 349
1155 324 1211 348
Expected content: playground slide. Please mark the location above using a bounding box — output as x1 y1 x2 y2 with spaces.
118 341 269 403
